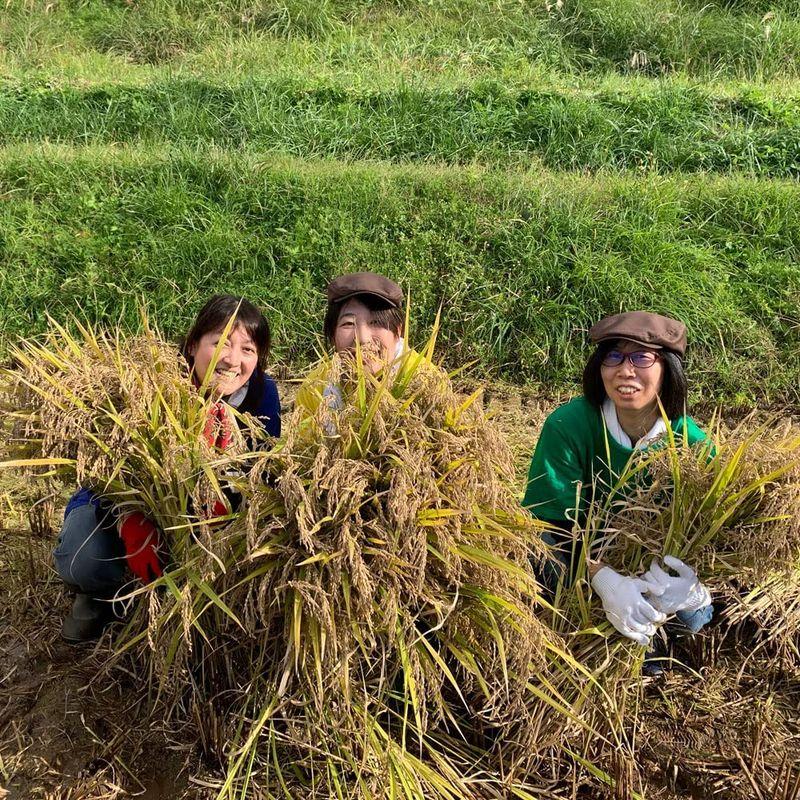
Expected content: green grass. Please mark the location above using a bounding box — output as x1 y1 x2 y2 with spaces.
0 144 797 406
0 0 797 409
0 80 798 175
1 0 800 83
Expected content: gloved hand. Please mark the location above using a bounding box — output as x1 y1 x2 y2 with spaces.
203 401 233 450
641 555 711 615
591 566 667 646
118 512 162 583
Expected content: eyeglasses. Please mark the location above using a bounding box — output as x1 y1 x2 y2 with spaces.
601 350 660 369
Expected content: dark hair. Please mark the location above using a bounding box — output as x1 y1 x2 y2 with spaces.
181 295 271 373
582 340 688 420
323 293 405 345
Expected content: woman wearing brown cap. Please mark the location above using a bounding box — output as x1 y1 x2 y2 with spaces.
522 311 713 661
295 272 407 418
323 271 406 372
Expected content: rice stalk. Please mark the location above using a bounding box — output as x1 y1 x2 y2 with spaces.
0 319 586 799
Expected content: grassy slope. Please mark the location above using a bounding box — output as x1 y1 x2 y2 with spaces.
0 81 798 174
3 0 800 81
0 0 798 407
1 145 797 404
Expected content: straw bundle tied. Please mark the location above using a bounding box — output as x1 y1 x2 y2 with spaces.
0 321 577 799
205 347 574 798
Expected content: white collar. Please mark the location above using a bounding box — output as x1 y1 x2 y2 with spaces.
225 381 249 409
601 398 666 450
392 337 406 364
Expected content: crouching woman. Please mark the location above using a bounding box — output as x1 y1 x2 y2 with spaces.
523 311 713 655
53 295 281 643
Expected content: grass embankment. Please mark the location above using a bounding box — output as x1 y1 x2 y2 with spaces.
0 81 798 175
2 0 800 81
0 2 797 409
2 0 800 178
0 146 797 406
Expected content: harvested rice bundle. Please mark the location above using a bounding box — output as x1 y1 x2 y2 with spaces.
1 319 264 569
519 421 800 796
597 419 800 663
137 346 570 799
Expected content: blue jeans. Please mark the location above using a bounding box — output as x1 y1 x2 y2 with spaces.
674 604 714 632
53 503 127 594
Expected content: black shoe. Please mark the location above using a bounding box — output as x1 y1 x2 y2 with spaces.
642 636 669 677
61 592 115 643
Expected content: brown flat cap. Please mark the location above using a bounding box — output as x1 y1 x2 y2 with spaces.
589 311 687 356
326 272 403 308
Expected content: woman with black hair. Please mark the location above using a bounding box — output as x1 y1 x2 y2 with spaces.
181 294 281 436
523 311 712 657
54 295 281 643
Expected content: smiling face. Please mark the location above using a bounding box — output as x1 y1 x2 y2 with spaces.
189 323 259 396
333 298 401 374
600 339 664 414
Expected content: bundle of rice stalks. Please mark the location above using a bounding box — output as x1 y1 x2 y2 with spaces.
2 321 582 799
524 417 800 794
137 346 580 799
0 317 264 569
591 418 800 664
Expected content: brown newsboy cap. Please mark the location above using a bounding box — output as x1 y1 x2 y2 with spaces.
589 311 687 357
326 272 404 308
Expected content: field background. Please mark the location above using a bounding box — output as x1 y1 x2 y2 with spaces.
0 0 799 406
1 1 800 798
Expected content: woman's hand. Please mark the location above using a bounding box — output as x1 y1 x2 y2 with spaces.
591 566 667 646
641 556 711 615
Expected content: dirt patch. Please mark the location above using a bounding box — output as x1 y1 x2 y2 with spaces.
0 534 194 800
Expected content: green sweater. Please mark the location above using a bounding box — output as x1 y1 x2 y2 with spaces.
522 396 707 525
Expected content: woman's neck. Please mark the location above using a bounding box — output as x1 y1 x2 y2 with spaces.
615 403 660 444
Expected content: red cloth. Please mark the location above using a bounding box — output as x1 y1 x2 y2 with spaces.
206 499 229 521
118 512 162 583
201 402 233 522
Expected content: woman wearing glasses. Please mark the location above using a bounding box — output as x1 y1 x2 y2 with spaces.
523 311 712 662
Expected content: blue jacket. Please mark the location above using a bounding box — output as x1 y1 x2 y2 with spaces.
237 371 281 439
65 372 281 518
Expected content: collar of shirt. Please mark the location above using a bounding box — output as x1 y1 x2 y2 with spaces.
225 381 250 409
601 397 667 450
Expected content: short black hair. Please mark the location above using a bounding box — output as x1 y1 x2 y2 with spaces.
181 295 271 372
323 293 404 346
582 340 688 420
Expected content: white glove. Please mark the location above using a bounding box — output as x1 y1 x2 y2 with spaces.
641 556 711 615
591 566 667 646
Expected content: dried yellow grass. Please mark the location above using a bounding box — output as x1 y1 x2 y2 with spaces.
147 349 573 799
